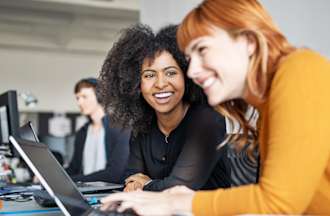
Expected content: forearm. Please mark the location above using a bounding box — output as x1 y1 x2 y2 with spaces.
75 169 112 183
192 181 315 216
143 176 197 191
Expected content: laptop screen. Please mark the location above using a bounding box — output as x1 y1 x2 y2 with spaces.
9 137 91 215
17 121 39 142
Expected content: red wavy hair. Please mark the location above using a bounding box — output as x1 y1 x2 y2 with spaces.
177 0 295 157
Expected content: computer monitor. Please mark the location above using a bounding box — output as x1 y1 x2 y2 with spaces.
0 90 20 156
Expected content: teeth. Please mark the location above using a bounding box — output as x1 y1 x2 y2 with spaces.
155 92 173 98
202 77 216 88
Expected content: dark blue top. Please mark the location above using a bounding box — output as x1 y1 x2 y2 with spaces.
66 115 131 184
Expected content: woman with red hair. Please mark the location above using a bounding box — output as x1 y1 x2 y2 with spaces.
101 0 330 215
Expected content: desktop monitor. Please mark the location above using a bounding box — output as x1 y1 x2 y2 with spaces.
0 90 20 156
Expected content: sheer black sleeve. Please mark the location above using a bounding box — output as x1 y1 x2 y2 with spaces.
123 133 146 180
143 106 230 191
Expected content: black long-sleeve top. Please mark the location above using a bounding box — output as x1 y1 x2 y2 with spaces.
125 104 231 191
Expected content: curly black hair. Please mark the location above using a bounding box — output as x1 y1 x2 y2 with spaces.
99 24 205 136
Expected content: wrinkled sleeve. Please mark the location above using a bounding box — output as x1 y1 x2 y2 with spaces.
144 107 230 191
123 134 146 180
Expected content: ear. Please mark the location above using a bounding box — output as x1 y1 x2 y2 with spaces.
245 32 257 57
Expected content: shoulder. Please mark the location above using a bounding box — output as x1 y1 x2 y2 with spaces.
266 49 330 120
76 121 90 133
285 49 326 62
275 49 329 81
184 105 227 148
130 131 149 143
104 114 130 132
189 104 225 124
188 104 226 131
270 49 330 97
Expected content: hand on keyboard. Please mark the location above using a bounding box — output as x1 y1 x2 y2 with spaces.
87 208 138 216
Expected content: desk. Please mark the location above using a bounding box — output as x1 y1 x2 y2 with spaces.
1 199 61 215
1 194 108 215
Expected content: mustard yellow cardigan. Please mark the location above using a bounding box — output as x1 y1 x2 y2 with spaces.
193 50 330 215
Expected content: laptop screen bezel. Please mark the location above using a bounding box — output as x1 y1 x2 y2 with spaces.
9 136 92 216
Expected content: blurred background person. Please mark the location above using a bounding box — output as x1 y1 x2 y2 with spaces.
66 78 130 184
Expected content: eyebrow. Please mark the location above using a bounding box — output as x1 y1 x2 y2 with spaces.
188 38 202 53
163 66 179 71
141 66 179 74
141 69 156 74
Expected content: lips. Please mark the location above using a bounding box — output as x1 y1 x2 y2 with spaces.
154 92 173 98
195 76 216 91
153 91 174 104
202 77 216 89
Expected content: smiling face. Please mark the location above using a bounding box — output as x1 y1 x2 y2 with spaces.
140 51 185 115
184 26 255 106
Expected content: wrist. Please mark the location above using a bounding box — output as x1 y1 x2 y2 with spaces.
144 179 152 185
143 179 153 189
172 192 195 215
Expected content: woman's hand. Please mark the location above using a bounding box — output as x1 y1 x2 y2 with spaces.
101 186 195 216
124 173 151 192
124 181 143 192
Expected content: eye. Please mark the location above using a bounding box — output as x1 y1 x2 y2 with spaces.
142 72 155 79
197 46 207 56
165 70 177 77
144 74 154 79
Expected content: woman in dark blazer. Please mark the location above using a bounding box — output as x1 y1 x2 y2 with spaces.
66 78 130 184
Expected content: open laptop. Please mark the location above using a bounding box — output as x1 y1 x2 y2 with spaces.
18 121 40 142
17 121 122 193
9 136 135 216
18 121 64 165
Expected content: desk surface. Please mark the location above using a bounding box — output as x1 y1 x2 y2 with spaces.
1 199 61 215
1 194 107 216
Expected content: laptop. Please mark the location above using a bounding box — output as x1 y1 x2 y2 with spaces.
9 136 135 216
18 121 40 142
17 121 64 165
17 121 123 193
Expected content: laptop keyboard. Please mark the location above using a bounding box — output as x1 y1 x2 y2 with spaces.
86 208 137 216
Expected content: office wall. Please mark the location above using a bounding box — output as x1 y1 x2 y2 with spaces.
0 49 103 112
1 0 329 112
260 0 330 58
140 0 202 32
141 0 330 58
0 2 139 112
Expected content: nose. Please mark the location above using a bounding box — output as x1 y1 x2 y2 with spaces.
187 57 202 79
154 73 168 89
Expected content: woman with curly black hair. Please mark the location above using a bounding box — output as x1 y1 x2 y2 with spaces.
99 24 232 191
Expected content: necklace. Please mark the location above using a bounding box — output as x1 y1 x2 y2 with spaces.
165 135 169 143
160 104 190 144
